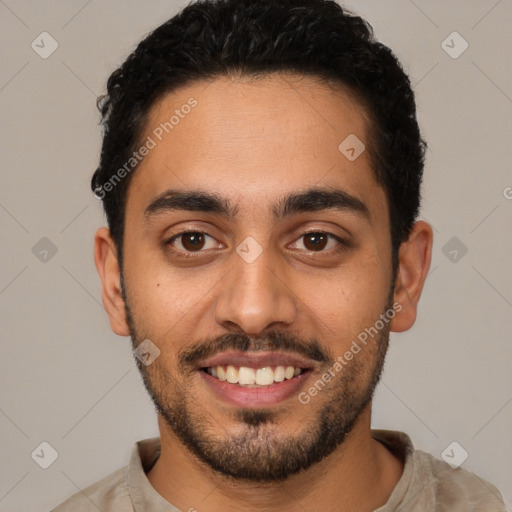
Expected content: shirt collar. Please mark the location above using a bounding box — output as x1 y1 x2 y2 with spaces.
127 437 180 512
127 430 420 511
372 429 436 511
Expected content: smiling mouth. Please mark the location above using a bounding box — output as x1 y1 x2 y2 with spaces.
201 365 308 387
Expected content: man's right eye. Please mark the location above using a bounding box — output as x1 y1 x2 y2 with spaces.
166 231 220 254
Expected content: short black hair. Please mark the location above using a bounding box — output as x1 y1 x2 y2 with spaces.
92 0 426 272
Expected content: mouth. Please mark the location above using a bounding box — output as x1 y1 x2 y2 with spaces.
197 351 315 408
202 364 306 387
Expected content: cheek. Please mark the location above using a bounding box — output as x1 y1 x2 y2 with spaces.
126 265 221 359
126 250 194 313
303 255 391 350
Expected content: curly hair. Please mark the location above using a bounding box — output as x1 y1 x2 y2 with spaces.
92 0 425 272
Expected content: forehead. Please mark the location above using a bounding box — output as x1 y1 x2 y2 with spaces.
126 73 386 223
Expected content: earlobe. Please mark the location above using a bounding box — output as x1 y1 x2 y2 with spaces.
93 227 131 336
390 221 433 333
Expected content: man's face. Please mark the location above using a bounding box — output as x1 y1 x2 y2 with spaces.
120 73 395 481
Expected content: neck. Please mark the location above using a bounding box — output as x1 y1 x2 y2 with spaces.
146 405 404 511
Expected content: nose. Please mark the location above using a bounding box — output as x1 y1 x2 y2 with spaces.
213 246 297 336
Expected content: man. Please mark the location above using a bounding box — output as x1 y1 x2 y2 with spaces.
52 0 506 510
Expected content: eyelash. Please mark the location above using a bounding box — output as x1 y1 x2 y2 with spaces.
164 230 348 258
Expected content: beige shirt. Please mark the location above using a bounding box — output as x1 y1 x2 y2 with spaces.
51 430 506 511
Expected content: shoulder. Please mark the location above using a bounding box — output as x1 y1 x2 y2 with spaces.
414 449 507 511
50 464 131 511
372 430 506 511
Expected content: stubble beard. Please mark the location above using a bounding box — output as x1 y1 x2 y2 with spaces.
122 276 392 482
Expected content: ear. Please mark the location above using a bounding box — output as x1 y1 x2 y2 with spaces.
93 227 130 336
390 221 433 332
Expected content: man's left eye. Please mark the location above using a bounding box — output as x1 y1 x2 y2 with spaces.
290 232 344 252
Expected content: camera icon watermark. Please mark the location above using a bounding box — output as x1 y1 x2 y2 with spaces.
338 134 365 161
442 236 468 263
32 237 58 263
236 236 263 264
31 441 59 469
133 339 161 366
31 32 59 59
441 31 468 59
441 441 468 468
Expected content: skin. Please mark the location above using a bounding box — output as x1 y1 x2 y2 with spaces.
94 72 433 511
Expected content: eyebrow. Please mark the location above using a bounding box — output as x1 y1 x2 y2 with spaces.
144 187 371 223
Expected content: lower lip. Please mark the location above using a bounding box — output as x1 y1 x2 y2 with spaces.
199 369 312 408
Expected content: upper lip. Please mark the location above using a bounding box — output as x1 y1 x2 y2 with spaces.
199 351 317 370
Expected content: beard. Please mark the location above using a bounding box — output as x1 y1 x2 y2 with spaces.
122 277 393 483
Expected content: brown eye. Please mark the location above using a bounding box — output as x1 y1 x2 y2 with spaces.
290 232 344 253
303 232 328 251
168 231 217 253
181 232 205 251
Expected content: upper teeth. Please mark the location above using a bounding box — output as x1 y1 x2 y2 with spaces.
206 365 302 386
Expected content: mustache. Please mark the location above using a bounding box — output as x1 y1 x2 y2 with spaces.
179 331 332 368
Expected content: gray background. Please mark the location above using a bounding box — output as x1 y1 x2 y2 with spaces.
0 0 511 510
